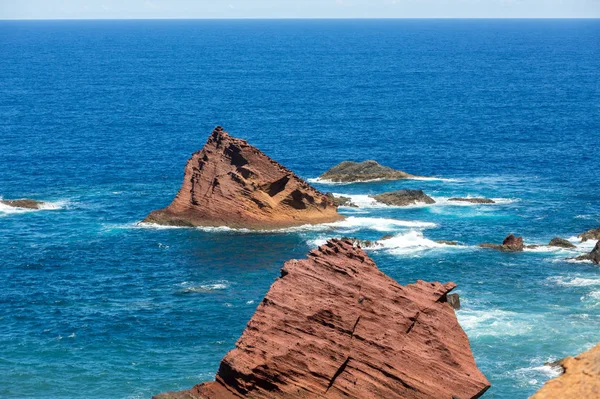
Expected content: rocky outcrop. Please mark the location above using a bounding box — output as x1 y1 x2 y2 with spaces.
0 199 44 209
575 241 600 264
144 127 343 229
371 190 436 206
479 234 524 252
548 238 576 249
319 160 422 182
153 239 490 399
436 240 459 246
578 227 600 242
325 193 358 208
447 293 461 310
531 343 600 399
448 198 495 204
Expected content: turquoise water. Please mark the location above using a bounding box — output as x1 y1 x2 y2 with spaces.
0 19 599 398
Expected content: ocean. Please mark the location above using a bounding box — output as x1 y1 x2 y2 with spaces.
0 19 599 398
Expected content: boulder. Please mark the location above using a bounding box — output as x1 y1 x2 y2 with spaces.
153 239 490 399
319 160 421 182
548 238 576 249
448 198 496 204
578 227 600 242
325 193 358 208
447 293 461 310
371 190 436 207
479 234 524 252
144 127 343 229
0 199 44 209
575 241 600 264
531 343 600 399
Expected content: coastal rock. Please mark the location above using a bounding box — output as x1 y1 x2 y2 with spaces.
153 239 490 399
144 127 343 229
319 160 421 182
479 234 524 252
325 193 358 208
436 240 459 246
371 190 436 206
0 199 44 209
578 227 600 242
447 293 461 310
575 241 600 264
448 198 495 204
531 343 600 399
340 236 379 249
548 238 576 249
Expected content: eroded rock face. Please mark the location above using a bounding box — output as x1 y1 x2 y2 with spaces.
575 241 600 264
578 227 600 242
548 238 576 249
144 127 343 229
448 198 495 204
531 343 600 399
319 160 420 182
0 199 44 209
479 234 524 252
153 239 490 399
371 189 436 206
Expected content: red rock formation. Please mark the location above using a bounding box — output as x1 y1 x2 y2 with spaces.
144 127 343 229
531 343 600 399
153 239 490 399
479 233 524 252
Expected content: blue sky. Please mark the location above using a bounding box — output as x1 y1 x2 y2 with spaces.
1 0 599 19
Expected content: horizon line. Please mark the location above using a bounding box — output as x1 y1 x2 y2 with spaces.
1 16 599 21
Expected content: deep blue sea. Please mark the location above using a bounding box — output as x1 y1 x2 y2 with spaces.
1 19 599 399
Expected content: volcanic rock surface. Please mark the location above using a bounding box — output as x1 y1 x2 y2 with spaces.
531 343 600 399
325 193 358 208
144 127 343 229
371 189 436 206
578 227 600 242
575 241 600 264
448 198 495 204
479 234 524 252
0 199 44 209
548 238 576 249
153 239 490 399
319 160 421 182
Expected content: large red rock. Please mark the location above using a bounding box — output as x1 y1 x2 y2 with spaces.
144 127 343 229
153 239 490 399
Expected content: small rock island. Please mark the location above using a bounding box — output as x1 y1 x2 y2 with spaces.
319 160 423 182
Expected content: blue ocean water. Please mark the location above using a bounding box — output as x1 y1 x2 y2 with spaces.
1 19 599 398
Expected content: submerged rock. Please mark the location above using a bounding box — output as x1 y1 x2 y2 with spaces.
0 199 44 209
575 241 600 264
531 343 600 399
319 160 421 182
153 239 490 399
548 238 576 249
448 197 496 204
371 189 436 206
144 127 343 229
325 193 358 208
578 227 600 242
479 234 524 252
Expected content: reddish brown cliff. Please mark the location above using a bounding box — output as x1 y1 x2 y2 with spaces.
144 127 343 229
153 239 490 399
531 343 600 399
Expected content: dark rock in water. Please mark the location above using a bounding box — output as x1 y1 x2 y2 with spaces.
448 198 496 204
447 293 461 310
0 199 44 209
575 241 600 264
532 343 600 399
143 126 343 229
479 234 524 252
380 234 395 241
340 236 378 248
578 227 600 242
548 238 576 249
371 190 436 206
152 239 490 399
436 240 459 246
319 160 422 182
325 192 358 208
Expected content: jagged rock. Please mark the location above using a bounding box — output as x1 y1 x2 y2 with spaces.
371 190 436 206
319 160 421 182
531 343 600 399
479 234 524 252
447 293 461 310
325 193 358 208
0 199 44 209
578 227 600 242
340 236 379 248
144 127 343 229
153 239 490 399
575 241 600 264
436 240 459 246
448 198 495 204
548 238 576 249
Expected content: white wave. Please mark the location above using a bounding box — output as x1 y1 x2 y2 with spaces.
547 276 600 287
330 193 384 208
330 193 517 210
408 176 461 182
328 217 436 232
457 308 535 338
367 230 461 254
524 245 579 254
308 176 458 184
178 280 229 293
434 196 517 206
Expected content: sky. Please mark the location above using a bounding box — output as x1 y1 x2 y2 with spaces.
1 0 599 19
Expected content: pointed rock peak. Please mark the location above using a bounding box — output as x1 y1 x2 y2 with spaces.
143 127 342 229
153 241 490 399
